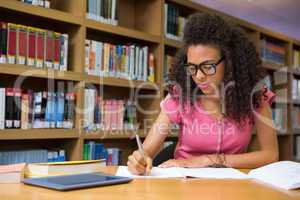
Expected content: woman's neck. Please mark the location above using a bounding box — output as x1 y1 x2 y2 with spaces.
199 96 223 117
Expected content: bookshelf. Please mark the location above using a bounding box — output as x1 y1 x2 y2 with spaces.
0 0 300 165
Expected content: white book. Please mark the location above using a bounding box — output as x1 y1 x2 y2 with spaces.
59 34 68 71
116 166 248 179
94 41 100 75
129 45 135 80
296 136 300 160
0 88 5 129
143 46 148 81
85 39 90 73
138 48 143 80
117 161 300 190
135 46 139 80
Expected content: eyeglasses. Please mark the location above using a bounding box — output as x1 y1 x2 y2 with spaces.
183 56 225 76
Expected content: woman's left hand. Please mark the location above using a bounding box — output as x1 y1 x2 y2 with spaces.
158 156 212 168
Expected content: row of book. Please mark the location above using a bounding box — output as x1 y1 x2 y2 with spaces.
292 79 300 101
260 38 286 65
0 149 65 165
84 89 137 131
164 3 187 41
86 0 118 26
293 49 300 68
292 107 300 130
85 39 155 82
0 22 68 71
19 0 51 8
83 141 121 165
0 88 75 129
272 108 287 133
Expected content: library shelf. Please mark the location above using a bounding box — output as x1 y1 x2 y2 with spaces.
81 129 145 140
82 74 159 90
165 38 183 49
0 64 83 81
0 0 82 25
85 19 161 44
0 129 79 140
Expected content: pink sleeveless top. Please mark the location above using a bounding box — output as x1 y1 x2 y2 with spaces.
160 88 275 160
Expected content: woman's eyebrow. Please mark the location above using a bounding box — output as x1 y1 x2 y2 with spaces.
187 59 217 65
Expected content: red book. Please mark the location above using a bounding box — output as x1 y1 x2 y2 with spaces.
17 25 27 65
7 23 17 64
27 27 36 66
54 32 61 70
36 28 45 68
45 30 54 68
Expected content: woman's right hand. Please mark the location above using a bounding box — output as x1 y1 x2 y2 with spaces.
127 150 152 175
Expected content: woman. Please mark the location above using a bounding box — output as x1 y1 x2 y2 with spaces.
127 13 278 175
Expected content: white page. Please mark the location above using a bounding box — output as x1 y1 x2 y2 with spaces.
115 166 184 179
179 167 249 179
116 166 248 179
248 161 300 190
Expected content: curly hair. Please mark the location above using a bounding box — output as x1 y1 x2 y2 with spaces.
167 12 267 126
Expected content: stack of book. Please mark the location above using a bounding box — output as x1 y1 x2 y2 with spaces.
85 39 155 82
0 87 75 129
293 49 300 69
164 3 187 41
86 0 118 26
84 89 138 131
260 38 286 65
0 22 68 71
19 0 51 8
25 160 106 178
0 149 65 165
83 141 121 166
0 163 26 183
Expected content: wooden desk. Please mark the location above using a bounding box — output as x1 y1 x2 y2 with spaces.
2 167 300 200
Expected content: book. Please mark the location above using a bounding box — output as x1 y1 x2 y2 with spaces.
116 161 300 190
25 159 106 178
0 163 26 183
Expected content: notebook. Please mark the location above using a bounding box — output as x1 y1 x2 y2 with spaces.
116 161 300 190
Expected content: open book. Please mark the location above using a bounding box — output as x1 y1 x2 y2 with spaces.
116 161 300 190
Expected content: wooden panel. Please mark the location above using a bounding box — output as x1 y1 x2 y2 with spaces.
0 0 82 25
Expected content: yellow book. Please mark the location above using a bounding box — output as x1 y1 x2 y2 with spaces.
25 159 106 178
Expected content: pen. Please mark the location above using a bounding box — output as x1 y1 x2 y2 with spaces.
135 133 149 175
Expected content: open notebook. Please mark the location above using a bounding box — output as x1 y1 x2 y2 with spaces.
116 161 300 190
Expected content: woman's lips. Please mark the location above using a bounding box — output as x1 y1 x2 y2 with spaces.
197 82 210 90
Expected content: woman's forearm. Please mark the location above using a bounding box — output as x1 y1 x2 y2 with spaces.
211 150 279 169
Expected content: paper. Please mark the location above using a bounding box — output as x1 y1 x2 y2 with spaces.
115 166 248 179
248 161 300 190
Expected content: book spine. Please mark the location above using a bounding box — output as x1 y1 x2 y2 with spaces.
45 30 54 68
16 25 27 65
36 28 45 68
0 88 5 129
21 93 29 129
0 22 7 63
27 27 36 66
7 23 17 64
53 32 61 70
5 88 14 129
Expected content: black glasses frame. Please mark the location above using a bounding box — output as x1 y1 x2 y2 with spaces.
184 56 225 76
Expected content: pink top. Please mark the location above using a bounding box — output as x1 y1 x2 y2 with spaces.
160 88 275 160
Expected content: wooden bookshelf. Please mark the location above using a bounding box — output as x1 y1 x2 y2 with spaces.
0 0 299 164
0 129 79 140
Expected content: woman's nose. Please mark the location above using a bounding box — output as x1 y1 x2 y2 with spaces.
195 69 206 80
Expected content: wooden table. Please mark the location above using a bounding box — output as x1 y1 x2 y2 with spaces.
2 167 300 200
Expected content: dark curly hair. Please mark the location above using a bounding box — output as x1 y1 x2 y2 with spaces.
167 12 267 126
